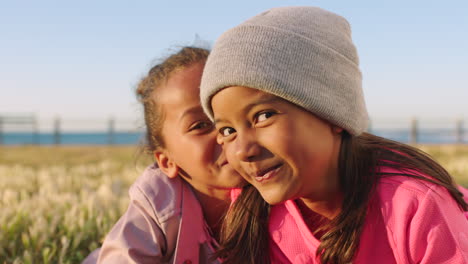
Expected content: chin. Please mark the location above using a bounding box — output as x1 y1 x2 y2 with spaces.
224 178 246 188
221 166 240 176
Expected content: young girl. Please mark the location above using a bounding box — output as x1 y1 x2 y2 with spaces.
199 7 468 264
83 47 244 263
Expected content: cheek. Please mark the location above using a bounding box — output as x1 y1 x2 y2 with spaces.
171 136 212 165
192 137 215 162
261 128 294 156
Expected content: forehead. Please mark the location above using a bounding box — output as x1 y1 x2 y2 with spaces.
212 86 281 115
156 63 205 121
214 86 271 98
161 63 203 95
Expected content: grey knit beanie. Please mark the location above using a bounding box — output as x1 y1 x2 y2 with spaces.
200 6 368 136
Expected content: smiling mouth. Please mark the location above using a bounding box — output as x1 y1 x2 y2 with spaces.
254 164 282 183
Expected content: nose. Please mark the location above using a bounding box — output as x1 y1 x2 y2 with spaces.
235 131 261 162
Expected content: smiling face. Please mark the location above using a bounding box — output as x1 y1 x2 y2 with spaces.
154 63 244 194
212 86 343 206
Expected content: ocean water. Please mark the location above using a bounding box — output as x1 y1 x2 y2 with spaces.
0 129 466 145
0 132 144 145
371 128 466 144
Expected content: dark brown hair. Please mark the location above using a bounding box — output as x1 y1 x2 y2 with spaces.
136 47 209 152
217 132 467 264
216 185 271 264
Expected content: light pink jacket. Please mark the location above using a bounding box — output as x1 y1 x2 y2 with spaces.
268 167 468 263
82 164 220 264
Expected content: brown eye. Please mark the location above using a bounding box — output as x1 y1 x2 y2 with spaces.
255 111 276 122
190 121 213 131
219 127 236 137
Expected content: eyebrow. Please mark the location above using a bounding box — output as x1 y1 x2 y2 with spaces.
214 94 281 124
180 106 205 121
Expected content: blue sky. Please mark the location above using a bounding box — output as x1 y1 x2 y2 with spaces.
1 0 467 121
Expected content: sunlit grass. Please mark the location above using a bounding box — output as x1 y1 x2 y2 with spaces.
418 144 468 186
0 146 152 264
0 145 467 263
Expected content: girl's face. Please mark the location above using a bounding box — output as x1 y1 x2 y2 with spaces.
212 86 343 206
155 63 244 194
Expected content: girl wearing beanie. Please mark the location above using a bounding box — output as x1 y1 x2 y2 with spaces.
200 6 468 264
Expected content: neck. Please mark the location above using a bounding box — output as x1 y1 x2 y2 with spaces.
300 147 342 220
299 193 343 220
191 187 231 240
296 197 342 239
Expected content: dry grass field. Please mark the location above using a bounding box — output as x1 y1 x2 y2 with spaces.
0 146 151 264
0 145 467 263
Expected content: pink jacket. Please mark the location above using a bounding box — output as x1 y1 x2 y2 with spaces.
269 168 468 263
82 164 220 264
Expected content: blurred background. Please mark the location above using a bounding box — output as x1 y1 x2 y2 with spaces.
1 1 467 263
1 0 467 145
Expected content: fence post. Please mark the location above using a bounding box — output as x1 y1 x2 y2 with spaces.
0 116 3 145
54 117 61 145
108 117 115 145
32 115 39 145
410 118 418 144
456 119 464 144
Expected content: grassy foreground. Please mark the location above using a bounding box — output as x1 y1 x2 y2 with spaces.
0 146 152 264
1 145 468 263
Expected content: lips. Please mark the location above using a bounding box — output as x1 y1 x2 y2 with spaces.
219 160 229 167
254 164 282 183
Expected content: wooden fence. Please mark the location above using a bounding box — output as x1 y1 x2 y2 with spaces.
0 115 140 145
0 114 39 145
0 114 466 145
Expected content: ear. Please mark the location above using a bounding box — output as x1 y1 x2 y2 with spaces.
332 125 343 134
154 149 179 179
